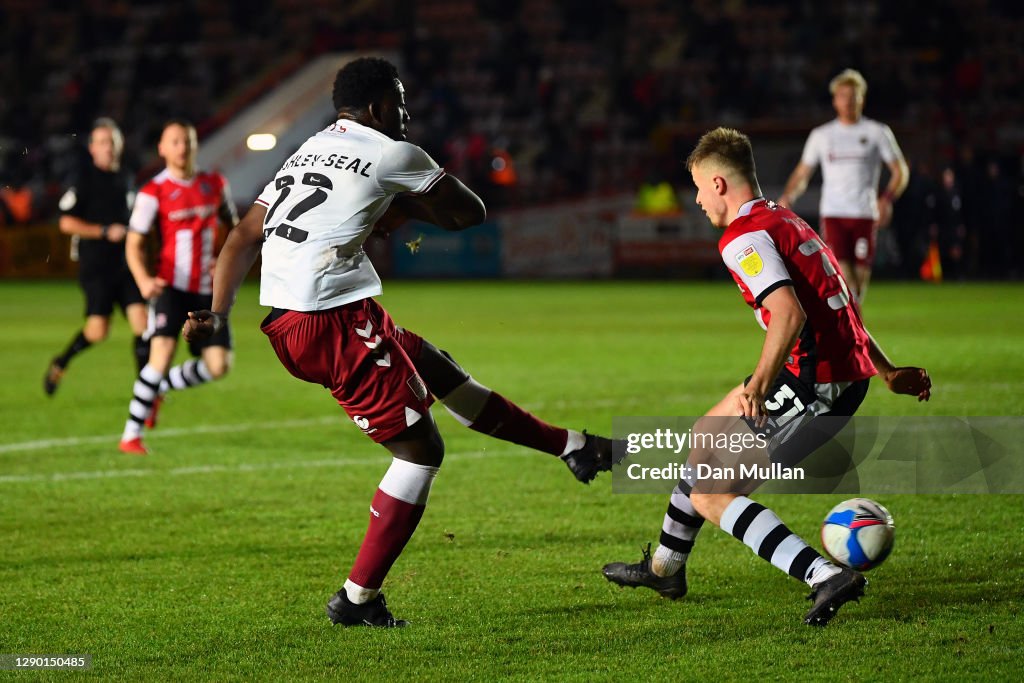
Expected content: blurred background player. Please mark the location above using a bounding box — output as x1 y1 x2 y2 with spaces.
602 128 931 626
119 120 238 455
44 118 148 395
779 69 909 303
185 57 612 628
929 166 968 281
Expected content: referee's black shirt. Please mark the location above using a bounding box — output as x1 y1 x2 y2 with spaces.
60 164 134 278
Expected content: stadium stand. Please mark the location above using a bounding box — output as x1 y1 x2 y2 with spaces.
1 0 1021 276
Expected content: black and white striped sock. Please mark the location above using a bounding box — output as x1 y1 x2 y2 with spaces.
122 364 163 440
166 359 213 391
652 482 705 576
720 496 836 586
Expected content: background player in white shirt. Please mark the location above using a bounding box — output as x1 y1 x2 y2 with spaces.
779 69 909 303
184 58 613 628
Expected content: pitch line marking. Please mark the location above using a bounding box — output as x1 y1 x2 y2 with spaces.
0 448 525 485
0 416 340 454
0 393 703 455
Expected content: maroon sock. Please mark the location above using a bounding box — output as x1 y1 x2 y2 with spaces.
347 488 426 590
468 392 569 455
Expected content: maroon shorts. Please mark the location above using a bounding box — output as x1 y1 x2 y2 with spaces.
821 217 875 267
261 298 433 443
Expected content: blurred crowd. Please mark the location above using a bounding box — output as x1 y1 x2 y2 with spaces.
1 0 1021 277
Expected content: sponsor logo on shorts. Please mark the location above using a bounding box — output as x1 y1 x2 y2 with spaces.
855 237 870 260
353 415 378 435
407 374 428 402
155 312 168 328
369 505 380 518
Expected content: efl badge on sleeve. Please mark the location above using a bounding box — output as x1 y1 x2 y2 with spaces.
737 244 763 276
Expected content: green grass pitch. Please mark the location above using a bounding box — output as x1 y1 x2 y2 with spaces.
1 280 1022 681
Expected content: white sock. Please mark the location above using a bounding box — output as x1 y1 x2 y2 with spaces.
122 419 142 441
379 458 439 505
561 430 586 456
806 558 842 587
652 545 686 577
343 578 379 605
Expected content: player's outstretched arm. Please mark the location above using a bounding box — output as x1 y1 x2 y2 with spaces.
866 332 931 401
390 175 486 232
184 203 267 343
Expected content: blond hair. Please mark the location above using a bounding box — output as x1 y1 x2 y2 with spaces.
685 127 759 189
829 68 867 98
90 117 123 149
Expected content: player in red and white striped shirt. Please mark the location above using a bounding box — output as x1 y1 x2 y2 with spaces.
603 128 930 626
119 120 238 454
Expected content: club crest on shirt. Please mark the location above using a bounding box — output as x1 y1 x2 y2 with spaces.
736 244 763 276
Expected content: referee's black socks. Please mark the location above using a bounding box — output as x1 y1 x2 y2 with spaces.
55 331 92 368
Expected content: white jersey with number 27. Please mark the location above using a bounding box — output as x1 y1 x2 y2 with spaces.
255 120 445 311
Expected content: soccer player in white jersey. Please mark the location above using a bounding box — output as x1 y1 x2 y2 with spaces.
184 58 613 628
779 69 909 303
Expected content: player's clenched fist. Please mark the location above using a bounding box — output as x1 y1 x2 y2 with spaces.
183 310 225 343
882 366 932 401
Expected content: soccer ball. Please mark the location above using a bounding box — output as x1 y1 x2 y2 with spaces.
820 498 895 571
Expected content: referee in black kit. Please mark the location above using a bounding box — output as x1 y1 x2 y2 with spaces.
44 118 150 395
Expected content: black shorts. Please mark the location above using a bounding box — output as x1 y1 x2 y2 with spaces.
149 287 232 353
746 368 870 466
80 269 144 318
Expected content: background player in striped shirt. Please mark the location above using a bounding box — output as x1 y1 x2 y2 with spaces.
779 69 909 303
184 58 613 628
119 120 238 455
602 128 930 626
44 118 149 396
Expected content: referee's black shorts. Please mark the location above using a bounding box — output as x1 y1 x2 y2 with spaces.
80 268 144 318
